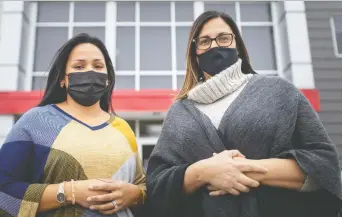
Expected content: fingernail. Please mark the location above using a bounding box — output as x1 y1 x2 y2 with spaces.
90 206 95 210
87 197 92 202
89 185 94 190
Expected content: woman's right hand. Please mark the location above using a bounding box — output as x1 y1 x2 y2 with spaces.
200 150 268 195
66 179 110 208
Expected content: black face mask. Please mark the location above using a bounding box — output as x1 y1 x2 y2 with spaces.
198 47 238 77
66 71 108 107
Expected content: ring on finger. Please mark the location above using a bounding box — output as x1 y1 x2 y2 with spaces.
111 200 118 209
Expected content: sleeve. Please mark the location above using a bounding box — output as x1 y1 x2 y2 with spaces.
117 118 147 205
276 91 342 199
146 154 191 217
0 113 49 217
300 176 320 192
145 104 194 217
133 151 146 205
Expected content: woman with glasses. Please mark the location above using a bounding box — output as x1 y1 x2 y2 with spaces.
146 11 341 217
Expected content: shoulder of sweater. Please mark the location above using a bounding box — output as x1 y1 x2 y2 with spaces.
253 74 301 95
18 105 51 122
167 100 185 113
4 106 52 141
13 105 59 130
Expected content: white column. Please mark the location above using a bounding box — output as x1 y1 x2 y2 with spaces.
0 1 25 145
194 1 204 20
277 1 315 89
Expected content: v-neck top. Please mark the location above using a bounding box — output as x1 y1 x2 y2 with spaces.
51 104 114 131
0 104 146 217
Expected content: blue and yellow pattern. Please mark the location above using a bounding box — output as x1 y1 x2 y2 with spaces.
0 104 146 217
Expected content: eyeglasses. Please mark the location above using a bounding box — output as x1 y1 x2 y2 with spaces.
193 33 235 50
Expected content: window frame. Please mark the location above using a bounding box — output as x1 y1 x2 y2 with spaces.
25 1 282 91
330 16 342 58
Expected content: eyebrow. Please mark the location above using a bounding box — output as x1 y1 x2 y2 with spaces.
72 58 104 62
198 32 231 38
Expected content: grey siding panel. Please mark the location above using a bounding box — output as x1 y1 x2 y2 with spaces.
315 79 342 91
305 2 342 10
314 70 342 79
312 60 341 69
305 2 342 163
319 91 341 101
319 111 342 123
311 48 338 58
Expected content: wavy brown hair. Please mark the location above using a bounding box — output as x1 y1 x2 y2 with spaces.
176 11 254 100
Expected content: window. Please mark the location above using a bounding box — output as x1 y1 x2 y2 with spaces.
32 2 106 90
30 1 278 91
204 2 277 72
142 145 154 171
330 16 342 57
115 1 193 90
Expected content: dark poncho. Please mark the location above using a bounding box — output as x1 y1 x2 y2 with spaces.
146 75 341 217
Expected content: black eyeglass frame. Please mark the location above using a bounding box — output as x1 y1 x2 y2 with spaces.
192 33 236 50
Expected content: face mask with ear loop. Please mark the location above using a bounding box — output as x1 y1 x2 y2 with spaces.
197 47 239 79
66 71 108 107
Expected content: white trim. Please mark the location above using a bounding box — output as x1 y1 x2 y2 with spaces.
271 2 284 77
171 2 177 91
24 2 37 91
106 2 115 62
32 71 48 76
284 1 305 12
116 71 136 76
235 2 242 34
283 1 315 88
135 1 140 91
3 1 23 12
32 70 179 76
330 16 342 58
114 22 192 27
135 120 140 138
134 71 174 76
37 22 106 27
68 2 74 39
194 1 204 20
240 22 273 27
32 70 277 77
139 137 158 146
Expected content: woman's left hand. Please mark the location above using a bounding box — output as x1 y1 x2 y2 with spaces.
86 179 141 215
208 156 262 196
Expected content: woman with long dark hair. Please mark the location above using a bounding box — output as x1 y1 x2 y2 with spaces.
146 11 341 217
0 34 146 217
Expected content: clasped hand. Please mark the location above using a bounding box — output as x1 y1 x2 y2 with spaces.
201 150 268 196
72 179 141 215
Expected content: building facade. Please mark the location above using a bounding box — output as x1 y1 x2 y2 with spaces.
305 1 342 163
0 1 341 168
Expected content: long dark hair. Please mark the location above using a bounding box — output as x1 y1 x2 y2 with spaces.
38 33 115 113
176 11 254 100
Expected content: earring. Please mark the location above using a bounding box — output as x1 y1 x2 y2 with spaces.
106 80 109 87
60 81 65 88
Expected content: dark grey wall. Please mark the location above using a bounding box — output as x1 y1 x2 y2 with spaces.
305 1 342 164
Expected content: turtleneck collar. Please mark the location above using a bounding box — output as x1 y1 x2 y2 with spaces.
187 59 252 104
